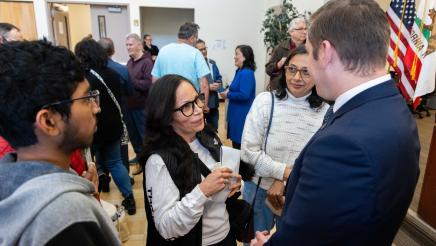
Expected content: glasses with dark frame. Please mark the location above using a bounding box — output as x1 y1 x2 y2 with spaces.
284 65 311 80
173 93 205 117
41 90 100 109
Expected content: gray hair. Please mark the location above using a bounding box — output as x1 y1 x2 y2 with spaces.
0 23 19 41
178 22 199 39
288 16 307 32
125 33 142 42
98 37 114 56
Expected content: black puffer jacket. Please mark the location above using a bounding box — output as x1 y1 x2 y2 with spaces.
86 67 122 145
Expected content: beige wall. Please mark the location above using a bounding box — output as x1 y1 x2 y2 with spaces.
376 0 391 10
66 4 92 50
0 1 37 40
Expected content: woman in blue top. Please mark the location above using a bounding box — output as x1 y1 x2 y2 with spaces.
220 45 256 149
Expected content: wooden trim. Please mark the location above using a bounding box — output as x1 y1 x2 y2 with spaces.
395 209 436 246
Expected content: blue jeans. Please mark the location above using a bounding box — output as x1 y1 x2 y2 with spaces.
243 180 275 233
126 109 145 155
94 139 133 198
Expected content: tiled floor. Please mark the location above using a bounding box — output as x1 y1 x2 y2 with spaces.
100 104 434 245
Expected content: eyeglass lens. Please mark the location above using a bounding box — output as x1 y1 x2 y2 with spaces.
180 95 205 117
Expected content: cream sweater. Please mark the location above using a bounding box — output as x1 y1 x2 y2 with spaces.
240 90 329 190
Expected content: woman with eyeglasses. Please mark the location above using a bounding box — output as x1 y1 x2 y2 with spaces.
139 75 241 246
219 45 256 150
75 38 136 215
240 45 329 233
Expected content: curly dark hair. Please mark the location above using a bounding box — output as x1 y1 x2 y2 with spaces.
74 38 108 70
236 45 256 71
275 45 324 109
0 39 85 148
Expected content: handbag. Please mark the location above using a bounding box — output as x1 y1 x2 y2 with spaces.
228 178 262 243
90 69 129 146
239 92 275 181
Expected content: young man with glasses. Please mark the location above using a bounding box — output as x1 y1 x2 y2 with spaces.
0 40 120 245
265 17 308 90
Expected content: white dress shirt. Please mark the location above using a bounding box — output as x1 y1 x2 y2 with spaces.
333 74 391 112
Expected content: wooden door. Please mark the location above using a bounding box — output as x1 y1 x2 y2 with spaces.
0 1 37 40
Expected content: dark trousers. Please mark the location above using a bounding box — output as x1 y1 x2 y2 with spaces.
125 109 145 155
121 144 129 172
205 108 219 130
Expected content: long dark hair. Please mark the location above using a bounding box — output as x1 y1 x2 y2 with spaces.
275 45 324 109
236 45 256 71
138 74 201 196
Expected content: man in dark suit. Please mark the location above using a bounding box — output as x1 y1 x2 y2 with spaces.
252 0 420 245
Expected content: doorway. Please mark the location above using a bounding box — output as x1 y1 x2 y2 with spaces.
140 7 194 49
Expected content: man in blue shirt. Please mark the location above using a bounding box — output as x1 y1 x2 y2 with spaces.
152 22 211 112
195 39 223 130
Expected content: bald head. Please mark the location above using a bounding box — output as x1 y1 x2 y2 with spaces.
0 23 23 44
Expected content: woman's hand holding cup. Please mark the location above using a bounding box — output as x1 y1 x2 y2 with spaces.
199 167 233 197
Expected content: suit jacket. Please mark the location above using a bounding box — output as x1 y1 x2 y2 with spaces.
205 58 222 109
267 80 420 245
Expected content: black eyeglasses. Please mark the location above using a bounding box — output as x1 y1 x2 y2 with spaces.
173 94 205 117
41 90 100 109
284 65 311 79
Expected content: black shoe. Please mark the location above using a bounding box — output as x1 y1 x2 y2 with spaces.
98 174 111 193
122 194 136 215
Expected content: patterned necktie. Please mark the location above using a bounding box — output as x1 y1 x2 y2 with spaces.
322 105 334 124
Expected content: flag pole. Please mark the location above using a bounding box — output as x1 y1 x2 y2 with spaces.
411 0 429 81
394 0 410 66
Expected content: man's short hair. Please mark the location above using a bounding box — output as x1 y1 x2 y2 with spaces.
143 34 151 39
196 38 205 45
178 22 199 39
308 0 389 75
0 23 20 41
288 16 307 32
125 33 142 43
0 39 85 148
98 37 115 57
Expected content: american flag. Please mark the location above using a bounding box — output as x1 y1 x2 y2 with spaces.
386 0 418 101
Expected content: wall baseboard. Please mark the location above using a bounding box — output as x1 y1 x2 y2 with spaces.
394 209 436 246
